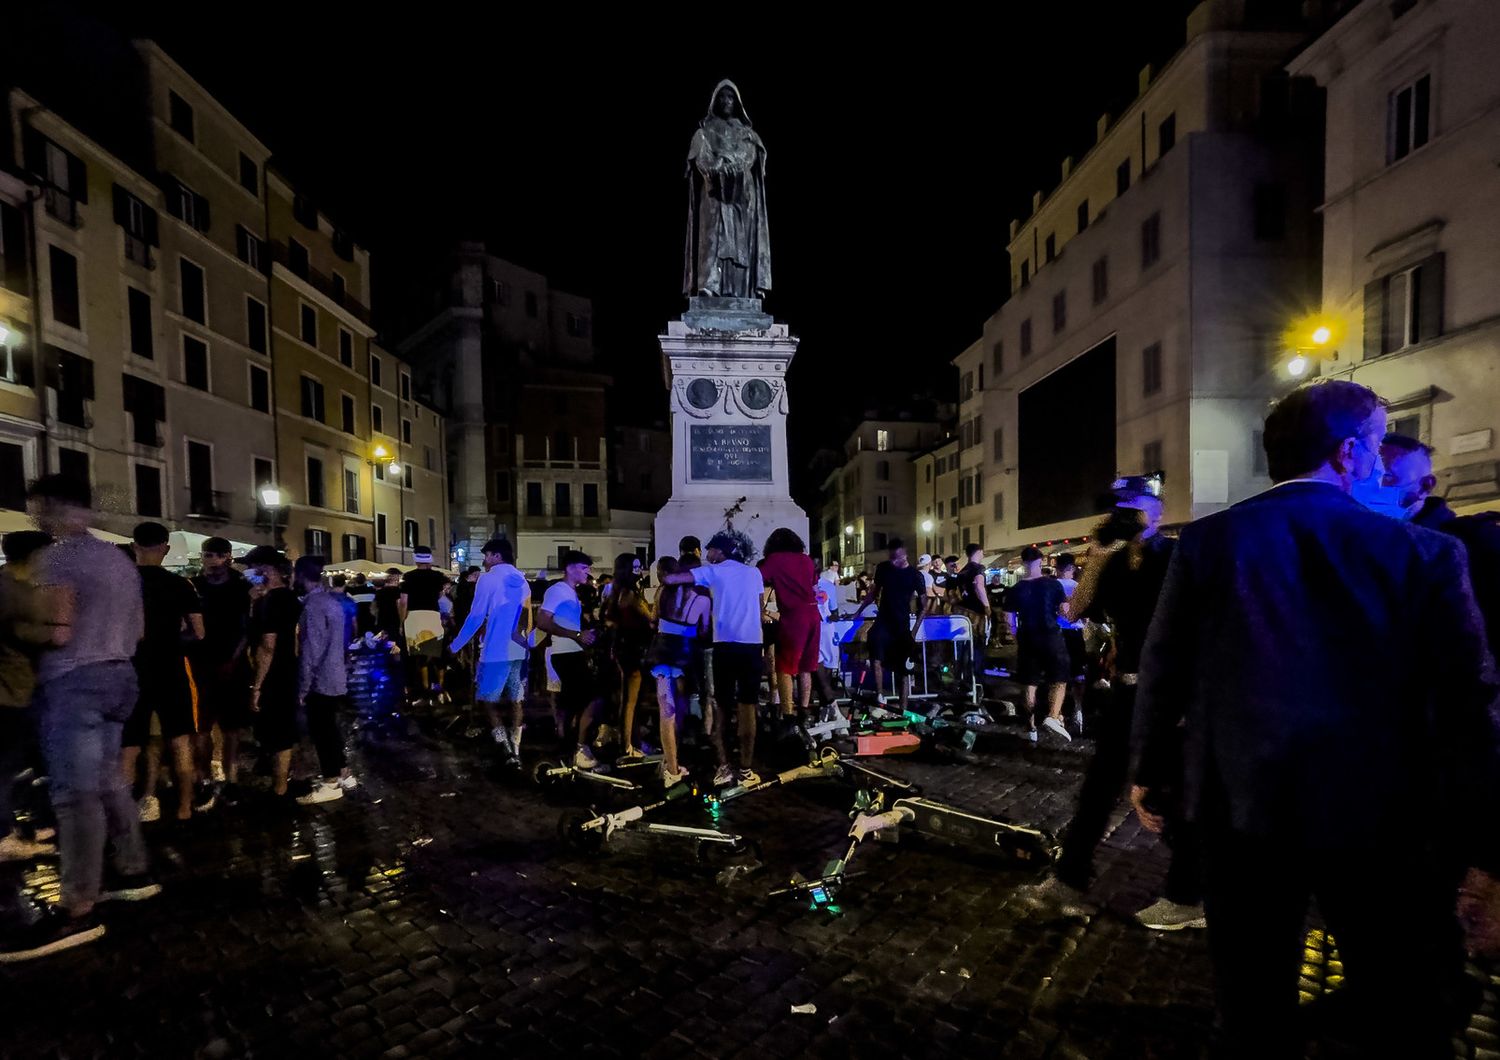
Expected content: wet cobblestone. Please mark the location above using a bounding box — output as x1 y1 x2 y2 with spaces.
0 707 1493 1058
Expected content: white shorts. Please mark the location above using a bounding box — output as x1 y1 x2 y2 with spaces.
818 621 839 670
475 659 526 703
404 610 445 657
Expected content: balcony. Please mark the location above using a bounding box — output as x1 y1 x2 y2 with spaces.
44 188 80 227
124 233 155 270
270 241 371 325
186 489 233 522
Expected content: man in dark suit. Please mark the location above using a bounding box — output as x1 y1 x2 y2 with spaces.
1131 380 1500 1058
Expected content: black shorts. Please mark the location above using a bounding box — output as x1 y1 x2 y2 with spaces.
194 659 250 731
253 682 299 753
868 621 916 673
712 642 762 706
124 656 200 745
552 651 598 719
1016 633 1071 687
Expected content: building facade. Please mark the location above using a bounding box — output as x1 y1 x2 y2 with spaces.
0 168 46 511
813 418 943 572
964 0 1322 559
910 435 961 561
1290 0 1500 512
403 243 639 572
4 39 448 562
611 422 672 515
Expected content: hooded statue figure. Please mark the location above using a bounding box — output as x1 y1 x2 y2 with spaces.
683 80 772 300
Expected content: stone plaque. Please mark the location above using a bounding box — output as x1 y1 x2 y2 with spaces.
689 424 773 482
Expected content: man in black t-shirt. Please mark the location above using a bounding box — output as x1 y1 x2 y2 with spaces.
190 536 250 793
400 547 450 705
955 542 992 666
244 546 302 800
1004 546 1071 744
122 522 204 822
374 569 403 639
851 539 930 711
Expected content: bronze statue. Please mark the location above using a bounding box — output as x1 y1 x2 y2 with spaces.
683 80 772 300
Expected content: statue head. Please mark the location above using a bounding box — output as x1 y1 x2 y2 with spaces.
704 79 751 126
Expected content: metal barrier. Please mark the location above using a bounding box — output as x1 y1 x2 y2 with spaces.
826 613 978 705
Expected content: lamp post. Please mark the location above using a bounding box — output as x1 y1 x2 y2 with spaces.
258 484 287 550
1283 317 1341 380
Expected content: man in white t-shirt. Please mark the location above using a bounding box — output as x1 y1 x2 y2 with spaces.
661 529 764 787
449 538 531 758
536 550 602 770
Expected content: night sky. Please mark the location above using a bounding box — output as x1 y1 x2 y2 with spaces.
21 3 1202 501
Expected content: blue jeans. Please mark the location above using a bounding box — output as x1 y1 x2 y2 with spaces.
35 661 147 913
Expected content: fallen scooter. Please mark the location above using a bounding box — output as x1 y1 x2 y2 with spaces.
557 779 749 864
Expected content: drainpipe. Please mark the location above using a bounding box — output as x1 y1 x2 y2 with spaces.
21 183 51 477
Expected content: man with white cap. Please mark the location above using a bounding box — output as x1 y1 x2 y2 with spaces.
400 546 449 706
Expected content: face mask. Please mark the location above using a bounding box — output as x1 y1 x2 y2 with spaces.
1350 447 1412 519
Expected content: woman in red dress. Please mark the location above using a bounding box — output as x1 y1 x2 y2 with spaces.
757 528 820 735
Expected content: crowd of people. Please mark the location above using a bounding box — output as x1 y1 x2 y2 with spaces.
1 379 1497 1058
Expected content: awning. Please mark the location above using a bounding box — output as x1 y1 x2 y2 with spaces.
327 558 415 577
0 508 130 545
166 530 258 568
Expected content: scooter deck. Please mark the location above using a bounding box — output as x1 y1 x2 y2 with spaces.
893 796 1058 863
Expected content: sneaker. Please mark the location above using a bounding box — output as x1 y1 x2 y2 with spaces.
572 746 600 771
1000 700 1018 717
491 726 508 746
138 795 161 823
1134 898 1207 931
1026 728 1038 745
1042 716 1073 742
99 873 163 903
1070 710 1084 735
620 746 646 760
0 833 56 862
737 769 762 787
210 760 226 783
1014 875 1096 917
711 764 736 788
509 726 524 756
295 781 344 806
337 774 359 791
661 764 691 788
0 911 105 964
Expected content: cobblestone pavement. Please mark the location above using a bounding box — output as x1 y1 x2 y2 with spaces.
2 701 1496 1059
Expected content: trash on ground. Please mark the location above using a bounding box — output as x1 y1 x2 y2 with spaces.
790 1003 817 1015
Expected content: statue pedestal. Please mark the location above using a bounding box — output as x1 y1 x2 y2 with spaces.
654 303 808 561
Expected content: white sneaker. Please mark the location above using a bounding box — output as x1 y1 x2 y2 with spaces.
1000 700 1018 717
1042 716 1073 742
1026 728 1038 744
711 764 736 787
295 781 344 805
661 764 691 788
138 795 161 823
573 746 600 771
337 774 359 791
0 833 56 862
210 760 226 783
491 726 508 746
1134 899 1207 931
1070 710 1084 735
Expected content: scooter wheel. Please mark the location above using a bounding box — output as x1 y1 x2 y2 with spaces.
557 809 607 856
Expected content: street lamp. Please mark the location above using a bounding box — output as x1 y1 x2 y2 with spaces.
1282 315 1341 379
259 485 282 507
1287 354 1310 379
844 524 854 536
920 518 934 533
